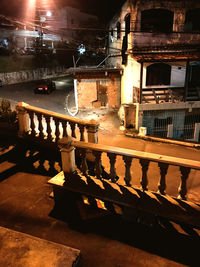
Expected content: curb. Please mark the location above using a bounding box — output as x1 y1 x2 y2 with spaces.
125 132 200 149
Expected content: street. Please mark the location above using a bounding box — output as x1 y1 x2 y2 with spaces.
0 75 75 115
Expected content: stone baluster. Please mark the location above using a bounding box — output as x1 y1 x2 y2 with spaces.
44 115 52 141
70 122 76 138
58 136 76 180
139 159 150 191
80 148 88 175
36 113 44 139
93 150 102 180
29 111 36 137
79 125 85 141
178 166 191 200
16 102 29 137
86 120 99 143
86 121 99 162
107 153 117 182
158 162 169 195
54 118 60 142
123 156 132 186
62 121 68 137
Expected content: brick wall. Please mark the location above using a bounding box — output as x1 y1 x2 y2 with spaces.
76 76 121 109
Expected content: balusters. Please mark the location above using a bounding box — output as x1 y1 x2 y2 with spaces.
178 166 191 200
93 151 102 179
79 125 85 141
44 116 52 141
70 122 76 138
158 162 169 195
54 118 60 142
62 121 68 137
139 159 150 191
123 156 132 186
80 148 88 175
36 113 44 139
107 153 117 182
28 111 36 137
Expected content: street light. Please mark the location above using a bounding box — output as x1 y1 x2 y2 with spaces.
46 11 52 17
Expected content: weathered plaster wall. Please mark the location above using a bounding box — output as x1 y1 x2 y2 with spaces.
0 66 66 85
107 0 200 100
107 0 200 66
170 64 186 87
121 58 141 104
107 1 131 68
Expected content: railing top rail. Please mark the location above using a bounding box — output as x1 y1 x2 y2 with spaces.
18 102 99 127
73 140 200 170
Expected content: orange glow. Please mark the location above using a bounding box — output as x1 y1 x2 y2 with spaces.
24 0 55 22
25 0 36 21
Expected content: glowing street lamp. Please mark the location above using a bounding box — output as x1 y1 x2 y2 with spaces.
46 11 52 17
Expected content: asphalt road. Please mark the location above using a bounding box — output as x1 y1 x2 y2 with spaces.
0 76 75 115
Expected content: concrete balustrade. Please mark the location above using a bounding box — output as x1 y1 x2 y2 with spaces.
16 102 99 144
58 137 200 201
48 136 200 228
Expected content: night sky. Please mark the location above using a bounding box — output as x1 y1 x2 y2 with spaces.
0 0 126 23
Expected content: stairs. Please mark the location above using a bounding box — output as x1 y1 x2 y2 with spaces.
0 226 81 267
187 87 200 101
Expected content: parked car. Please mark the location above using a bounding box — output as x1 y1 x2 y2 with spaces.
0 80 2 87
34 80 56 94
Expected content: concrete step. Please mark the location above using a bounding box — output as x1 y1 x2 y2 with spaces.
0 226 81 267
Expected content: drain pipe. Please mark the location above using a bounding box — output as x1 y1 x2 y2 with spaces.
96 53 121 68
67 79 79 117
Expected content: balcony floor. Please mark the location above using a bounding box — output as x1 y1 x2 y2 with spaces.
0 135 199 267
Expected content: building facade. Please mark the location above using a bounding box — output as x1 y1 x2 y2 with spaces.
107 0 200 141
0 6 98 52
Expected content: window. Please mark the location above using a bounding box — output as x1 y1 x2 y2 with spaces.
189 64 200 87
141 9 174 33
146 63 171 86
184 9 200 32
125 13 130 35
117 22 121 39
122 35 128 65
110 28 114 42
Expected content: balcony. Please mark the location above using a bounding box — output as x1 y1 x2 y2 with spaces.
131 32 200 49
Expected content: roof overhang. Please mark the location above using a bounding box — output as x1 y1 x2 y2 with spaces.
68 67 123 78
128 46 200 62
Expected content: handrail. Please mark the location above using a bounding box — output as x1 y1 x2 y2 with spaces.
16 102 99 143
73 140 200 170
20 102 97 127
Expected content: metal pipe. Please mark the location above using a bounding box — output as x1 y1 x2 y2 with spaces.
67 79 78 117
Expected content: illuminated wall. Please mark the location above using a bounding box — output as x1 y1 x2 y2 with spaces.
121 57 141 104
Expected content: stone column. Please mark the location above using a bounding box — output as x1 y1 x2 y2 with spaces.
86 119 99 144
86 119 99 162
58 136 76 177
173 11 185 32
123 105 129 129
167 124 173 138
16 102 29 137
193 123 200 142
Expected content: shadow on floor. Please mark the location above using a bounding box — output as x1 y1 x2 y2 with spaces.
0 135 61 182
0 135 200 267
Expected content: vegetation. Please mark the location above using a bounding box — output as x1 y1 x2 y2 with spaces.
0 99 17 124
